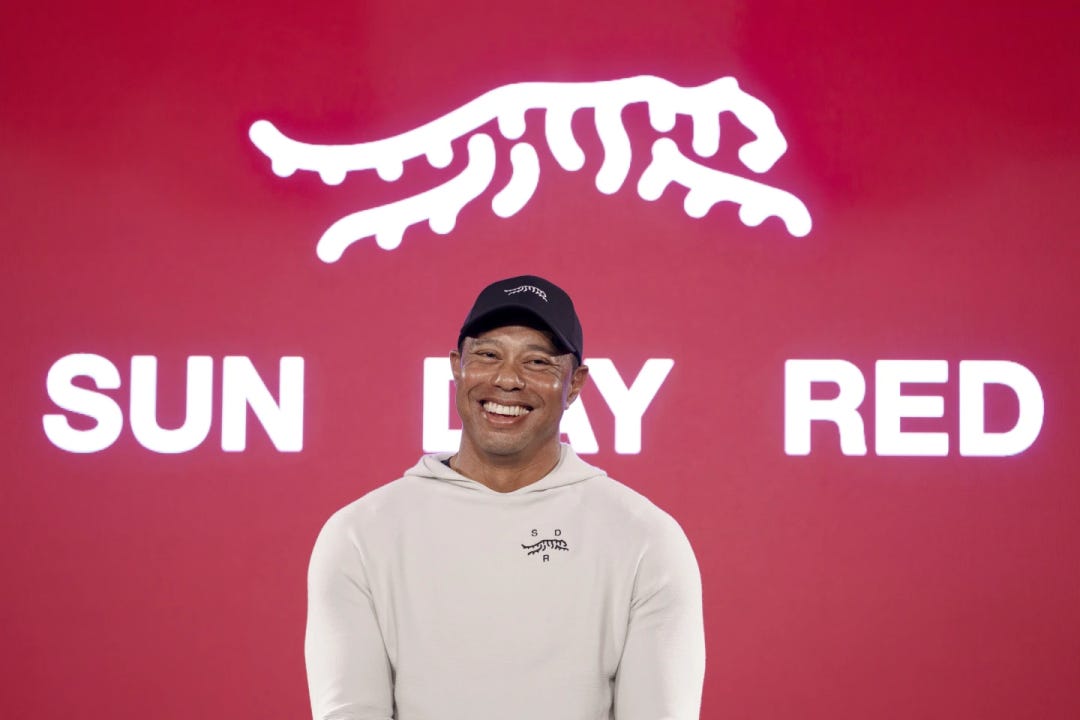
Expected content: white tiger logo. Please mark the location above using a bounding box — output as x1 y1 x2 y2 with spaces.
249 75 812 262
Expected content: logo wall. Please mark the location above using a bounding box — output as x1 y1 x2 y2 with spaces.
41 76 1044 457
248 75 813 261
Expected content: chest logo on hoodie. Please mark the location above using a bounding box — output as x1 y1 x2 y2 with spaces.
522 528 568 562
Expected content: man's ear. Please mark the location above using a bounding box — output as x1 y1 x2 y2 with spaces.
566 363 589 407
450 348 462 382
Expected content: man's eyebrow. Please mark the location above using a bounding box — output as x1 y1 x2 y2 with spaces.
468 338 562 355
523 344 562 355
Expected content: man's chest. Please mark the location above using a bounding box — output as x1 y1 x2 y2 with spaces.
362 498 638 677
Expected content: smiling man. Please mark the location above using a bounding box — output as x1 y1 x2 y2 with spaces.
305 275 705 720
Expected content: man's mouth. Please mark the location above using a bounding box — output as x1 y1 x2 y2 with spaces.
482 401 532 417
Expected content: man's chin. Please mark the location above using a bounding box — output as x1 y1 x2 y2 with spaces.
469 431 551 461
475 439 530 458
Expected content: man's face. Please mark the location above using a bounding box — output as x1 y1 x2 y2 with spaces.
450 324 588 465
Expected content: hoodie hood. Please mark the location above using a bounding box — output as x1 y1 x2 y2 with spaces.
403 443 606 495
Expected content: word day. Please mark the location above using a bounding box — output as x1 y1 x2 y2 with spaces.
422 357 674 454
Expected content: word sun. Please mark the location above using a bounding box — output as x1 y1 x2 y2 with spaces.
43 354 305 454
250 76 812 262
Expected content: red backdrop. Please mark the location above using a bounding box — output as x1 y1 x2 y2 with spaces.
3 1 1078 718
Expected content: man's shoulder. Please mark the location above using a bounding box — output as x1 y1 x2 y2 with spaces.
584 473 686 537
577 475 698 573
325 473 426 526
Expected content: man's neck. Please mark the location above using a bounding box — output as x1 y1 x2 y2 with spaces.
450 443 562 493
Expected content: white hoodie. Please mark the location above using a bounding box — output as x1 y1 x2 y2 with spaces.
306 445 704 720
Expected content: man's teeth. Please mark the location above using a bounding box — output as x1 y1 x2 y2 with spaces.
483 401 530 416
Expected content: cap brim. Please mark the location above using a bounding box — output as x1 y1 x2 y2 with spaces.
459 307 576 358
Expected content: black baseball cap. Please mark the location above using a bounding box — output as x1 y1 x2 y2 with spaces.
458 275 583 363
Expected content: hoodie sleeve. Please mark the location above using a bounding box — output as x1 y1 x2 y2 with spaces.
612 514 705 720
305 512 395 720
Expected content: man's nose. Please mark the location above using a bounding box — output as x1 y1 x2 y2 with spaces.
492 360 524 390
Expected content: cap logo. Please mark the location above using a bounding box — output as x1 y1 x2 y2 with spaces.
504 285 548 302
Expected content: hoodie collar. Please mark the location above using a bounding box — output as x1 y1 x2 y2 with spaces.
404 444 606 495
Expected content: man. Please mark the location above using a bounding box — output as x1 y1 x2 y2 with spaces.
306 275 705 720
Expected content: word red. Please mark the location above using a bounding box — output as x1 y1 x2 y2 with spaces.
784 359 1043 457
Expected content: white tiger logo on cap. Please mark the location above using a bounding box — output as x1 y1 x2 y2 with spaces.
504 285 548 302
